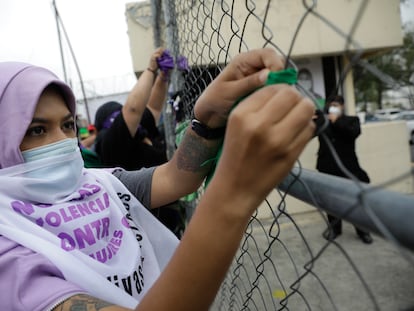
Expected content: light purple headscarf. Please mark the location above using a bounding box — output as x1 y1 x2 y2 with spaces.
0 62 76 169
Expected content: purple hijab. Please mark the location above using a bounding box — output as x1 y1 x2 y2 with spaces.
0 62 76 169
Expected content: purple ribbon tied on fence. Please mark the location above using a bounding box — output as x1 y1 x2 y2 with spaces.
157 50 190 75
176 55 189 72
157 50 175 75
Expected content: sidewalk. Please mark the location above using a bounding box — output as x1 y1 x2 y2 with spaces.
277 211 414 310
214 210 414 311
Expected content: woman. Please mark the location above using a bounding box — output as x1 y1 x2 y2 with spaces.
0 49 315 310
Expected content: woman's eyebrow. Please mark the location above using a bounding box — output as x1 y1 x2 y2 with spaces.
30 117 48 124
30 113 73 124
62 113 74 121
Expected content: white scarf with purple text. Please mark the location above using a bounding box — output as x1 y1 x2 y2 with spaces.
0 151 178 308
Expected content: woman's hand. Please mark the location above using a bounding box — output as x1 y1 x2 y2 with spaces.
193 48 285 129
148 47 165 72
208 84 316 216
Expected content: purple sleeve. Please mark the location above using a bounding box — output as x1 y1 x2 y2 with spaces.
0 236 87 311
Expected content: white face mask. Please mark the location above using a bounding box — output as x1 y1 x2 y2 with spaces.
21 138 79 162
328 106 342 116
16 138 84 202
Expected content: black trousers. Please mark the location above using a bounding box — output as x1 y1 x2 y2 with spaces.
327 213 368 236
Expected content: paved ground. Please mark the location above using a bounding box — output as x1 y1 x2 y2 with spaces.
211 146 414 311
213 211 414 311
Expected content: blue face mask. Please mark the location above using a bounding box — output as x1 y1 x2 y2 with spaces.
21 138 79 162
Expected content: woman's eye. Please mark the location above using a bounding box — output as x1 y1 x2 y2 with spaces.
63 120 75 131
26 126 45 137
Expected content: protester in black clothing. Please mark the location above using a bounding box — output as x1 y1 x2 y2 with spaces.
94 102 167 170
94 47 170 170
94 48 184 238
316 94 373 244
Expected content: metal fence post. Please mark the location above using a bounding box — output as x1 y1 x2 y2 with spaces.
279 167 414 251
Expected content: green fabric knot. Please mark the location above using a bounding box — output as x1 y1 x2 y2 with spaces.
267 68 298 85
204 68 298 186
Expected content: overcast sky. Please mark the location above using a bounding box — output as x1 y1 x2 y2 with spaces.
0 0 413 97
0 0 140 97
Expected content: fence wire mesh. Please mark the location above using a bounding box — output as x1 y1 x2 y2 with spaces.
153 1 414 310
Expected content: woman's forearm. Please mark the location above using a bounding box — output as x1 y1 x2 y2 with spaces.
122 70 156 137
146 73 169 125
136 180 253 311
150 128 223 208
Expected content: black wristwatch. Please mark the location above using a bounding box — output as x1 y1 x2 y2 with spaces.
191 119 226 140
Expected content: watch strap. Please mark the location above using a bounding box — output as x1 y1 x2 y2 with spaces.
191 119 225 140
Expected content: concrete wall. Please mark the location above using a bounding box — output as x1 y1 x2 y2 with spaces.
125 1 154 74
125 0 403 71
258 121 414 218
207 0 403 59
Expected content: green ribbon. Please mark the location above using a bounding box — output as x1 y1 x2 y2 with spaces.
267 68 298 85
204 68 298 186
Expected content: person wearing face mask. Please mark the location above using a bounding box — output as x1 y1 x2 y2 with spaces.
0 49 316 311
316 94 373 244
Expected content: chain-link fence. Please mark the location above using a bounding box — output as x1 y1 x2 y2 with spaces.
149 1 414 310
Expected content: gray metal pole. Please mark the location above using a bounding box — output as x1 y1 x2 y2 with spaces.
161 0 182 160
53 0 68 84
279 167 414 251
151 0 163 48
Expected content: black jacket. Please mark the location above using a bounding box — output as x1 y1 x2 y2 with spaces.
316 115 370 183
95 111 167 171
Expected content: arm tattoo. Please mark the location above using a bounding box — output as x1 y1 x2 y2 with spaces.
55 294 115 311
176 132 221 172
